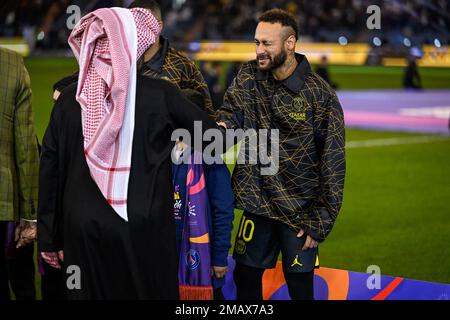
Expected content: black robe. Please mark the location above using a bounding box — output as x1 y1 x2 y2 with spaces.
38 76 219 299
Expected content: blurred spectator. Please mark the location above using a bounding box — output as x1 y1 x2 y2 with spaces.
0 0 121 50
403 57 422 89
162 0 449 45
225 62 242 89
201 61 223 110
315 55 338 89
1 0 448 50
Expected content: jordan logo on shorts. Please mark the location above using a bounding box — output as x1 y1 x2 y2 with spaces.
291 255 303 268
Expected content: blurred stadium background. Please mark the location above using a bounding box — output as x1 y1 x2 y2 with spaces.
1 0 449 297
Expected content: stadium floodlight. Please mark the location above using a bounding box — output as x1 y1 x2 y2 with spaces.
188 42 201 52
373 37 382 47
338 36 348 46
434 38 442 48
403 38 411 47
37 31 45 41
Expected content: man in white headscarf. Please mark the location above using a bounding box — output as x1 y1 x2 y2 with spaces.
37 7 221 299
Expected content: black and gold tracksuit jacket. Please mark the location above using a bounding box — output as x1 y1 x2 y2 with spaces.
140 37 214 115
216 53 345 241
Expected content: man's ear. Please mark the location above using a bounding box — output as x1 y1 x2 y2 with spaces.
286 34 296 52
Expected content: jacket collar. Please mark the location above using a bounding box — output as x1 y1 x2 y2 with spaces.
255 53 311 93
143 36 169 73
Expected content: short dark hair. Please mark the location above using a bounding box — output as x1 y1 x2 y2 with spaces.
128 0 161 18
258 9 298 41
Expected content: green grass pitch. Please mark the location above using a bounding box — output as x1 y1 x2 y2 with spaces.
24 58 450 297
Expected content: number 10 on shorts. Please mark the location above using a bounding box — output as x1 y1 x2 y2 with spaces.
238 216 255 242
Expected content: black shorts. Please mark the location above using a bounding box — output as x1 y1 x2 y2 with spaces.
233 212 319 273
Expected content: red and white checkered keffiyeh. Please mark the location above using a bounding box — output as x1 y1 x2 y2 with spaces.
68 7 161 221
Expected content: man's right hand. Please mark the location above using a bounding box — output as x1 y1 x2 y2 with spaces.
216 122 227 129
297 229 318 250
15 221 37 248
41 251 64 269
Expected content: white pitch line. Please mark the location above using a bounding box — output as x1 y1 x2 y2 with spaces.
347 135 450 149
399 106 450 119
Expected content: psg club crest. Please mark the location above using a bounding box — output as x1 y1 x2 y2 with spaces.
186 249 201 270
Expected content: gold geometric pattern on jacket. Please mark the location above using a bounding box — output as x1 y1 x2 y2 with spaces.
140 39 214 116
216 54 346 241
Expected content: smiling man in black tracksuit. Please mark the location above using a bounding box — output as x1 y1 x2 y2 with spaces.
216 9 346 300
